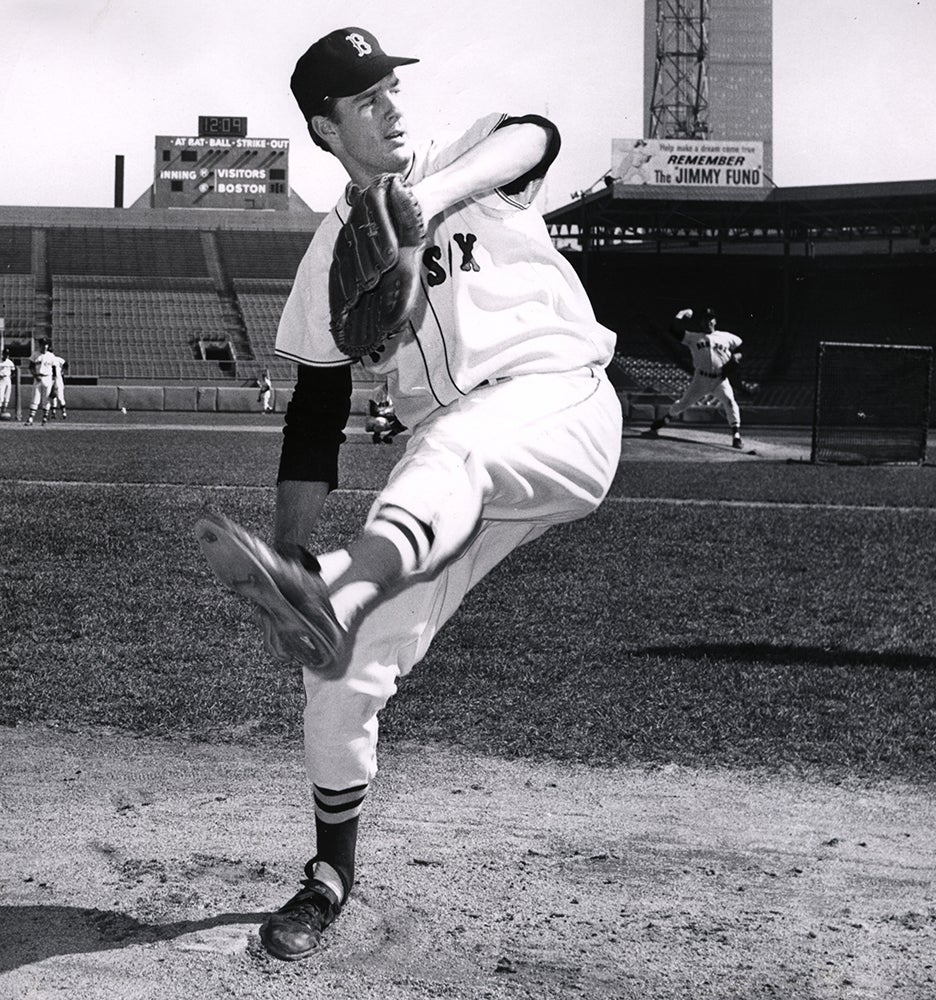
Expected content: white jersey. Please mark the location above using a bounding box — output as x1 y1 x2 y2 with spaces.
276 113 616 428
681 329 742 377
0 358 14 382
30 349 57 378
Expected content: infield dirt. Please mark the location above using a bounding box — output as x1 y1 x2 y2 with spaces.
2 722 933 1000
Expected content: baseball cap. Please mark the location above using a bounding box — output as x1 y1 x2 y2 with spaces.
687 307 715 330
291 28 419 121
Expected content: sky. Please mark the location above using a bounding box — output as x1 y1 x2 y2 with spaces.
1 0 935 215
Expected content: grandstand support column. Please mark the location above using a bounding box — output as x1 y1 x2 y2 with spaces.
767 237 796 381
578 195 591 286
14 365 22 422
31 227 51 342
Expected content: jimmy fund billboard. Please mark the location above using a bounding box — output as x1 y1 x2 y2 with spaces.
610 138 764 188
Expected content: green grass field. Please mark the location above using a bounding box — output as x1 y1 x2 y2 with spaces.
2 423 935 782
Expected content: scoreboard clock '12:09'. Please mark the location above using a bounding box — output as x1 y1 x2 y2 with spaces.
198 116 248 138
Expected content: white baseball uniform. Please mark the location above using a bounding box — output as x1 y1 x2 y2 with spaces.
276 113 622 791
667 328 743 427
28 348 57 413
257 370 274 413
0 357 14 409
51 355 67 410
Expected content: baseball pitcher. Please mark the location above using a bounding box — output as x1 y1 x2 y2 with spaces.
647 307 744 448
196 26 622 961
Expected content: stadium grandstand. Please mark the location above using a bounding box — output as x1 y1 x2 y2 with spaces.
0 201 319 397
2 180 935 423
545 179 936 425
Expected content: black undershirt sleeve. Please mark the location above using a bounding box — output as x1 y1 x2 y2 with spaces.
494 114 562 196
668 317 688 342
276 363 352 490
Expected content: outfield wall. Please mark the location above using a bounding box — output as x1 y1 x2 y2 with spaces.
39 383 808 428
17 383 377 417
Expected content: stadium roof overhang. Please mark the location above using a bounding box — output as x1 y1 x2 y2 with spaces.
544 179 936 249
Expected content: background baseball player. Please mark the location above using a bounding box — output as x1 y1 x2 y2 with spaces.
197 26 622 963
49 348 68 420
365 383 402 444
25 339 58 426
256 366 274 414
647 307 744 448
0 347 15 419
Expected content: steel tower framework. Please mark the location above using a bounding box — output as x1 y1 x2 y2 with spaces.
648 0 710 140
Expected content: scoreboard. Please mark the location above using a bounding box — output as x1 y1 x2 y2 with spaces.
153 116 289 210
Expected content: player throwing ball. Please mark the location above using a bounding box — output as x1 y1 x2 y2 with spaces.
647 307 744 448
196 26 622 962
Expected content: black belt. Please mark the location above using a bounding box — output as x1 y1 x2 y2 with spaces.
698 370 723 379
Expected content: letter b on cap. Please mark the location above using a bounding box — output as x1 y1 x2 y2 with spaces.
346 33 372 57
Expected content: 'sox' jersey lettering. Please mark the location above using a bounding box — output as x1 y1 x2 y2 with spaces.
275 113 616 429
682 330 743 376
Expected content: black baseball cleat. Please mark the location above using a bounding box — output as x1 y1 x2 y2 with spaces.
259 864 343 961
732 433 743 449
195 511 348 677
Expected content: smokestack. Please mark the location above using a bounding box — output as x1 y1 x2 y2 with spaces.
114 154 125 208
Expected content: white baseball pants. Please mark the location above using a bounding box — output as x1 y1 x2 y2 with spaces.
30 375 53 412
302 367 622 790
668 372 740 427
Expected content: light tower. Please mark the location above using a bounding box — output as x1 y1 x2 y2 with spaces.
647 0 710 140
